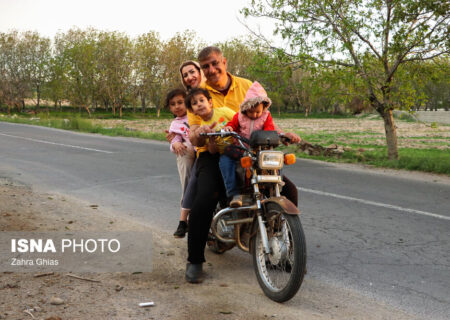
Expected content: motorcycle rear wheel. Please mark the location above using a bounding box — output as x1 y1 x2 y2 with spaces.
252 208 306 302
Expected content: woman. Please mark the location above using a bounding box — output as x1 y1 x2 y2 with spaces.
170 61 206 238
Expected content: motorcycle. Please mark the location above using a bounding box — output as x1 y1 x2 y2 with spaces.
200 130 307 303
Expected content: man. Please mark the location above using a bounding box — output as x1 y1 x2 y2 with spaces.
188 46 252 145
189 46 300 146
185 46 300 283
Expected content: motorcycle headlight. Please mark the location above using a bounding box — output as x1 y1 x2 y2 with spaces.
258 151 284 169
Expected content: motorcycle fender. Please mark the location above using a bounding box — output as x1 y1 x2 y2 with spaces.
248 197 300 253
262 196 300 215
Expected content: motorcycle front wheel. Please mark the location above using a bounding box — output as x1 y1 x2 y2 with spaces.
252 208 306 302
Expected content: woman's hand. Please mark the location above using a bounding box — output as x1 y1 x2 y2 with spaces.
223 126 234 132
172 142 187 156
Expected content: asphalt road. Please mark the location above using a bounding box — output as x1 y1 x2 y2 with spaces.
1 121 449 319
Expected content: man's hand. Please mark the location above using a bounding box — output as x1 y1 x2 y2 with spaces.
283 132 301 145
207 136 218 154
223 126 234 132
165 130 176 143
172 142 187 156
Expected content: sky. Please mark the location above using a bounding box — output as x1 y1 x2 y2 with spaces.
0 0 276 43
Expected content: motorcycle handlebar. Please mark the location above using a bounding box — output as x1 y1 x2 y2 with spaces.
200 131 292 146
199 131 250 145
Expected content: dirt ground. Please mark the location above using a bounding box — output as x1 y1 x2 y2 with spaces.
0 177 421 320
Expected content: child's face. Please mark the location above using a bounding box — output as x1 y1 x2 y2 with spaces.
190 93 213 120
168 94 187 118
246 103 264 120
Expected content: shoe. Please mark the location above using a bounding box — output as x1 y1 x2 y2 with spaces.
230 195 243 208
185 263 203 283
173 221 188 238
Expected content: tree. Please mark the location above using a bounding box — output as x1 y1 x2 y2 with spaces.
133 31 162 113
44 40 69 110
96 31 134 117
218 37 258 79
20 31 51 112
56 28 99 116
0 31 33 113
243 0 450 159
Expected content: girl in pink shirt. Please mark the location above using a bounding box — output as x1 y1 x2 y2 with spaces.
166 88 195 236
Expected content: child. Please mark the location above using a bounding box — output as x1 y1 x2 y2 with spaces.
166 88 196 238
185 88 236 205
222 81 276 207
185 88 236 155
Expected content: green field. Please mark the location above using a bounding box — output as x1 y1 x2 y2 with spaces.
1 110 449 175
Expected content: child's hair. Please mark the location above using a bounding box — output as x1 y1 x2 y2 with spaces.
165 88 187 109
185 87 212 112
243 100 270 115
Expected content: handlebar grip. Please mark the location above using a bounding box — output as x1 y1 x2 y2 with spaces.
280 134 292 144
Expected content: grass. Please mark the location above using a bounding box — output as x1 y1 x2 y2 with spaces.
1 110 449 175
0 113 166 140
279 143 450 175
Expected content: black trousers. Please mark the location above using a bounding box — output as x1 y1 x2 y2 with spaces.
187 154 299 264
187 152 224 264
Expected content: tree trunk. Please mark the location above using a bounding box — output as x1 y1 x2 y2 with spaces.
379 108 398 160
36 85 41 113
141 96 146 113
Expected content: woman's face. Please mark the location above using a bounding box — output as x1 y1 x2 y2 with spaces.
181 64 201 88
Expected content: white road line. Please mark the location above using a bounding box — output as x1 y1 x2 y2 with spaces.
0 132 114 154
298 187 450 221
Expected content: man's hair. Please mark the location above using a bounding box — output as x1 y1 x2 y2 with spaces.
185 88 212 111
198 46 223 62
165 88 187 109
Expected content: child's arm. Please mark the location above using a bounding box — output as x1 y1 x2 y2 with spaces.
225 112 240 132
170 134 186 155
263 113 276 131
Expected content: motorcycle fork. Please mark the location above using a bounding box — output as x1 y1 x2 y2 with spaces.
253 181 271 254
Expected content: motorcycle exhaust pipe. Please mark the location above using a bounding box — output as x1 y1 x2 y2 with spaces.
211 205 259 243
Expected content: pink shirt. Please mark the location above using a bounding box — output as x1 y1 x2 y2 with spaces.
169 115 192 153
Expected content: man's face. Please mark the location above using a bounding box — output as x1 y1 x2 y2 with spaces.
200 52 227 86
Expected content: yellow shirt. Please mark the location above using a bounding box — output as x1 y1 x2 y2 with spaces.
198 107 236 154
187 73 252 127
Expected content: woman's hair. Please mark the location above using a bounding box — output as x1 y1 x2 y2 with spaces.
180 61 201 74
185 88 212 112
165 88 187 109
